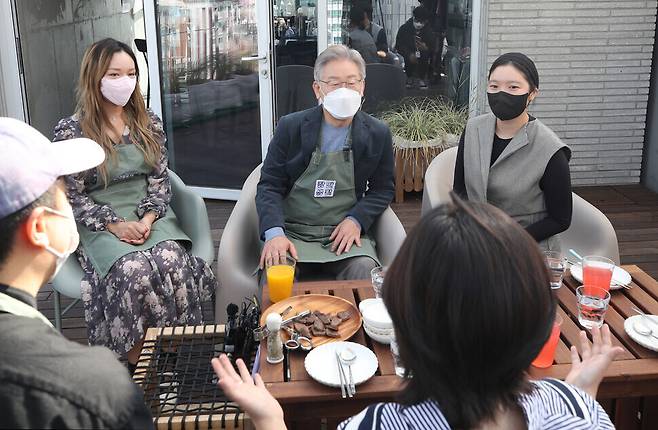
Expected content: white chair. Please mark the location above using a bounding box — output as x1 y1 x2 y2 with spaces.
215 164 407 321
50 170 216 331
421 147 620 264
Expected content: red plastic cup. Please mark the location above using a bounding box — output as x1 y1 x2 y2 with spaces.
532 313 563 368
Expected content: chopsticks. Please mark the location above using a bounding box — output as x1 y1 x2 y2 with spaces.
335 351 352 398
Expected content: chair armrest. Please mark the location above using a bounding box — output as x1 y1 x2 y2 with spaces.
51 254 84 299
371 207 406 266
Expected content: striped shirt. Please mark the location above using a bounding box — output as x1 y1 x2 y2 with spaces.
338 379 614 430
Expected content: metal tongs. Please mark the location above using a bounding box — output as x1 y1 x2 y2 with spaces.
253 309 311 341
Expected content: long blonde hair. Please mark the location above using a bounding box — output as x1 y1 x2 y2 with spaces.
75 38 160 185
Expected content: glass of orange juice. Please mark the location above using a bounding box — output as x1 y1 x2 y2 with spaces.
532 313 563 368
266 256 296 303
583 256 614 293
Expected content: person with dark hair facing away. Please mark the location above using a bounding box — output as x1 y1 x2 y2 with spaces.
348 6 380 64
395 5 435 89
0 118 153 429
210 195 620 429
453 52 572 251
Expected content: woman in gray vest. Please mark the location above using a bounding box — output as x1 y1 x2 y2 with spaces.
453 52 572 250
53 39 216 369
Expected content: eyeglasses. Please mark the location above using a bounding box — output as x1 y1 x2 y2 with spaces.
318 78 364 91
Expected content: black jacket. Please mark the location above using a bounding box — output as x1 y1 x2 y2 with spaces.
256 105 395 238
395 18 435 57
0 312 153 429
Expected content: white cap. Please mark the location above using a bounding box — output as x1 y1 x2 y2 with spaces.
266 313 283 331
0 117 105 219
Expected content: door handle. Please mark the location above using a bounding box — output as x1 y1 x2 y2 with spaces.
241 55 267 62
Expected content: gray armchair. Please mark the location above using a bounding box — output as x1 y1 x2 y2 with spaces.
215 164 407 322
421 147 620 263
50 169 215 331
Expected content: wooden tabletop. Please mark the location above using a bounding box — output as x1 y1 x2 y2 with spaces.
258 265 658 404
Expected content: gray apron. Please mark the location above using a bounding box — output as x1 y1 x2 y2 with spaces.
78 144 190 277
282 128 379 264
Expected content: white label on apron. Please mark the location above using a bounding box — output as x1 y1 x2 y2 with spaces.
314 180 336 198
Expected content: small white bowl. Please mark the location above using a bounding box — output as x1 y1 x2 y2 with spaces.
360 298 393 330
364 325 392 344
363 322 394 336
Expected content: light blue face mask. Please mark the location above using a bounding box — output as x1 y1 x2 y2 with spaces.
42 207 79 281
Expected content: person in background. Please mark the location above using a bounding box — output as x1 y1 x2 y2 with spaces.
395 5 435 89
52 38 216 370
453 52 572 250
348 5 380 64
256 45 394 281
359 3 389 55
211 195 620 429
0 117 153 429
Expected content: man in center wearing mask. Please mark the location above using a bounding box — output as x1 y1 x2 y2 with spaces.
0 118 153 428
256 45 394 281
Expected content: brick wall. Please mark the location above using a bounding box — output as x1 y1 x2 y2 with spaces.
484 0 657 185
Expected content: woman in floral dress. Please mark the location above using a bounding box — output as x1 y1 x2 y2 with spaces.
53 38 216 367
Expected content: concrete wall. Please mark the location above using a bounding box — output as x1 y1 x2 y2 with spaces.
15 0 146 137
483 0 657 185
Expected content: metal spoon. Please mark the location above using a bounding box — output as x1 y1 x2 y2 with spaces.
340 348 357 396
632 307 658 339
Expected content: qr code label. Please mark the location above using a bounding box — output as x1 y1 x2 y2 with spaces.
314 179 336 198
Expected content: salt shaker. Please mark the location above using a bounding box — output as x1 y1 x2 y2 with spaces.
266 313 284 364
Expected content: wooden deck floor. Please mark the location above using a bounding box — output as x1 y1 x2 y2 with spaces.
37 185 658 344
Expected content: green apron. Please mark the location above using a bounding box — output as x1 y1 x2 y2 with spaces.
0 292 53 327
282 127 379 264
78 144 190 278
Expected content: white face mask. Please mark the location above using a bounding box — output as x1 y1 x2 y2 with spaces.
320 87 362 120
100 75 137 107
43 207 79 282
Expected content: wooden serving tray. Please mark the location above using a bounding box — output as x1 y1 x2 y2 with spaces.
260 294 362 348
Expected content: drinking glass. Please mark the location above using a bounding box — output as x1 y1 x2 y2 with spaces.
544 251 566 289
266 255 296 303
583 256 615 293
532 313 563 368
389 331 406 377
371 266 387 299
576 286 611 330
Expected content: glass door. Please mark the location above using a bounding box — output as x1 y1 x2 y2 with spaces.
155 0 273 198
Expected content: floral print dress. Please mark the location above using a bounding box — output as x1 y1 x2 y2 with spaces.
53 111 216 355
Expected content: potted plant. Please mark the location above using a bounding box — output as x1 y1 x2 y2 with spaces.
436 101 469 147
379 98 456 203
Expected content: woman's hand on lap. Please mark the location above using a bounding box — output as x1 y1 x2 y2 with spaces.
107 221 149 244
211 355 286 430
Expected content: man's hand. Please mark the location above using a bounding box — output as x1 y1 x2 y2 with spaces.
259 236 298 269
565 324 624 398
330 218 361 256
107 221 149 245
211 355 286 430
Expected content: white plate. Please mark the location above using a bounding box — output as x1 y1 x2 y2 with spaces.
364 325 392 344
304 341 379 387
359 298 393 330
624 315 658 352
570 264 632 290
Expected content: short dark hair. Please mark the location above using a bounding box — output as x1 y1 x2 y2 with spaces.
349 6 367 28
0 188 56 269
412 5 431 23
383 195 555 428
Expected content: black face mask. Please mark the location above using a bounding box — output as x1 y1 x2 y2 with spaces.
487 91 529 121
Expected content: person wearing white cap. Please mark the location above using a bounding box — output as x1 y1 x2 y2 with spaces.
0 117 153 429
52 38 216 368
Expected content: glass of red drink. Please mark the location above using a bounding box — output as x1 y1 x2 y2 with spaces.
582 256 615 293
532 313 563 368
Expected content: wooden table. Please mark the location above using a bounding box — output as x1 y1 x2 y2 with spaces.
259 266 658 430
